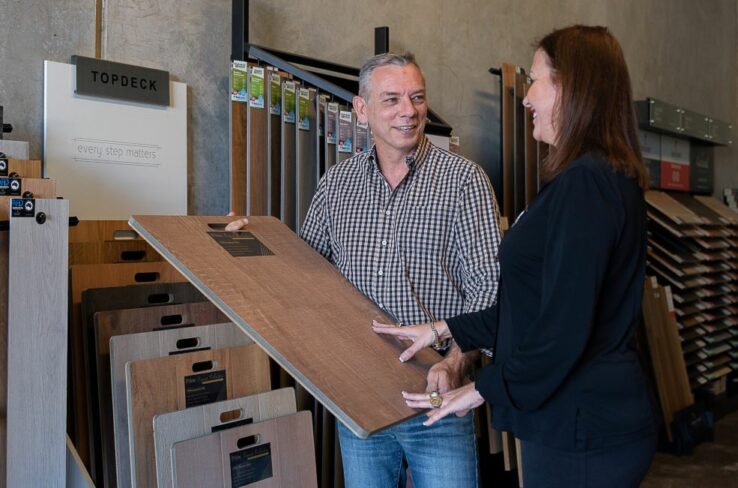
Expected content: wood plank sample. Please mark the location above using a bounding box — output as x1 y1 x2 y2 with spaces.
324 102 338 171
110 322 252 488
95 302 229 488
6 159 42 178
0 177 56 217
6 199 68 486
500 64 516 218
523 80 538 207
337 107 353 164
695 195 738 225
247 66 269 216
281 80 298 230
126 344 271 487
66 435 95 488
68 219 138 243
128 215 439 438
172 411 317 488
0 232 7 416
153 387 296 488
268 71 283 218
69 239 161 265
70 261 185 475
513 69 526 217
231 100 248 215
296 87 318 233
645 190 706 225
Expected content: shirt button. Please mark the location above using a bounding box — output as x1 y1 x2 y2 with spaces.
378 270 384 276
381 240 387 246
385 210 391 216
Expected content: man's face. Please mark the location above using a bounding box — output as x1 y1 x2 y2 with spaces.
353 64 427 157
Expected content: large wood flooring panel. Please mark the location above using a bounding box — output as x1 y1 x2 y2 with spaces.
128 215 439 438
513 70 527 218
695 195 738 225
281 80 298 230
69 261 185 476
69 220 137 243
0 232 7 417
231 100 248 215
95 302 229 488
69 239 161 265
109 322 251 488
296 88 318 234
5 159 42 178
172 411 316 488
126 343 271 488
153 387 296 488
523 81 538 207
6 199 68 486
501 64 516 218
337 106 353 164
247 66 269 216
324 102 338 171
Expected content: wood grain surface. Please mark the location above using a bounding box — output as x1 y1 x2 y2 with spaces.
247 66 269 216
69 261 185 477
281 81 299 230
95 302 229 488
6 159 42 178
6 199 68 486
128 215 439 438
126 343 271 487
172 411 316 488
110 322 251 488
68 220 138 243
296 88 318 233
523 80 538 207
69 239 161 265
268 73 283 218
0 178 56 217
513 69 526 217
231 101 248 215
501 64 516 219
153 387 296 488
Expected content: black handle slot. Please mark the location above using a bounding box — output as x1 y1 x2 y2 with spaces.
236 435 260 449
192 360 215 372
134 272 159 282
147 293 173 304
160 314 183 326
176 337 200 349
120 250 146 261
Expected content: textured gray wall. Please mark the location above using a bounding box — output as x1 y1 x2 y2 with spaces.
0 0 735 215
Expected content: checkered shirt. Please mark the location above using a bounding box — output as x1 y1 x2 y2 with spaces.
300 136 501 331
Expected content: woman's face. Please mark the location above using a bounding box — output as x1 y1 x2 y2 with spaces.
523 49 559 146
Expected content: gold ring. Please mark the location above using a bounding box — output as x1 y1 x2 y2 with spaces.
429 391 443 409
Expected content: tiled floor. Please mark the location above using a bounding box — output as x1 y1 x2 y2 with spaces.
642 410 738 487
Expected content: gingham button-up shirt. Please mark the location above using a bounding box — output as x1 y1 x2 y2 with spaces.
300 136 501 329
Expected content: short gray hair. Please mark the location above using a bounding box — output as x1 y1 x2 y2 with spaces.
358 52 423 99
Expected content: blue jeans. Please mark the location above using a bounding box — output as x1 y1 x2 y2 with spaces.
337 413 478 488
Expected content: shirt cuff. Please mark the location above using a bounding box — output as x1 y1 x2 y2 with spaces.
446 316 477 352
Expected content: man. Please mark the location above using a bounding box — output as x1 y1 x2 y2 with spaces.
229 52 500 487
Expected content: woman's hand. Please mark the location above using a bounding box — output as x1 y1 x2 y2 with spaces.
371 320 450 362
402 382 485 426
225 211 249 231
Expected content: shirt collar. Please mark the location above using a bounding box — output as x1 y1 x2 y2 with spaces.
367 135 431 172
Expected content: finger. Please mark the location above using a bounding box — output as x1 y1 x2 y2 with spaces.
402 391 433 402
399 340 425 363
425 371 440 394
371 324 409 337
226 211 236 216
405 399 432 409
225 218 249 231
423 404 453 426
435 372 451 394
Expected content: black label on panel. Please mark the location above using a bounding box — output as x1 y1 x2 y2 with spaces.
0 158 8 176
230 443 273 486
208 231 274 257
0 177 21 196
11 198 34 218
72 55 170 106
184 369 227 408
212 417 253 433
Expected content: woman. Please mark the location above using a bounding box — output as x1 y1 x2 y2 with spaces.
373 25 657 487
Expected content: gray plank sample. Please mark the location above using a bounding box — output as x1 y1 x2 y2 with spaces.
111 322 251 488
153 387 296 488
6 198 68 486
172 411 317 488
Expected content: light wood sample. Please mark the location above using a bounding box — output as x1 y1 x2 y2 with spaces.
128 215 439 438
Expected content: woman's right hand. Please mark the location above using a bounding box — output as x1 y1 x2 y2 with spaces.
372 319 451 362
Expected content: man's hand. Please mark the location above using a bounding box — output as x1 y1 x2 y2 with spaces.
225 211 249 231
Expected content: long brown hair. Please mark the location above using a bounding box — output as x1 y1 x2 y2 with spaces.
538 25 649 189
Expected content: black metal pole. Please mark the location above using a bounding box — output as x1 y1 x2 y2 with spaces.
231 0 248 61
374 27 389 55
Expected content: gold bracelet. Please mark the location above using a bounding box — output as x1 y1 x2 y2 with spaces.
429 321 442 350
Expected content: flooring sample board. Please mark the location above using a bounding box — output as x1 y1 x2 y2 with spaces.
0 232 7 416
296 88 318 234
4 159 42 178
96 302 229 488
247 66 269 216
513 70 527 218
324 102 338 171
67 435 95 488
69 219 139 243
281 80 298 230
110 321 251 488
70 262 185 476
336 107 353 164
126 343 271 487
153 387 297 488
267 71 283 218
6 198 68 486
171 411 317 488
128 215 439 438
501 64 516 218
646 190 706 225
69 239 161 265
523 81 538 207
0 177 56 217
695 195 738 225
0 140 29 159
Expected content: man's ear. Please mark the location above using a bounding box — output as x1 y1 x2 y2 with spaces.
353 95 368 124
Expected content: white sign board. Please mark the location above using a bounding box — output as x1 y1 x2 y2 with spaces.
44 60 187 219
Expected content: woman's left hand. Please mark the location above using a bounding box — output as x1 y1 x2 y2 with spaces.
402 382 486 426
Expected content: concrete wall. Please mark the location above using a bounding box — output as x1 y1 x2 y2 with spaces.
0 0 735 214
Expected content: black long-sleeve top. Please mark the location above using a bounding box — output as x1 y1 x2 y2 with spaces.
448 155 657 450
